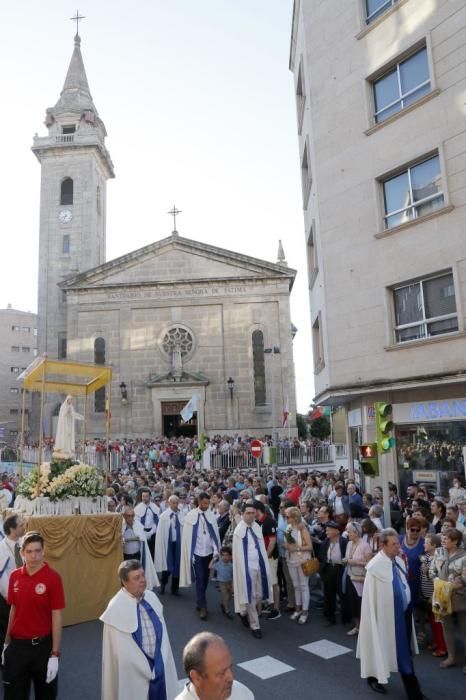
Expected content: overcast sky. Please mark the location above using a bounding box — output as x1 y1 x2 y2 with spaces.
0 0 314 413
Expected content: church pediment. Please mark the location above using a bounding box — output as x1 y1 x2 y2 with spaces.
147 369 210 387
60 234 295 291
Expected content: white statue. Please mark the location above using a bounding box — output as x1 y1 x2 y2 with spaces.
171 343 183 380
53 395 83 459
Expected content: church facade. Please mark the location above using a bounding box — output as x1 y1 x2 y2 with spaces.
32 33 298 439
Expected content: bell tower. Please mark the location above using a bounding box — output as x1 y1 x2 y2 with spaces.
32 31 115 362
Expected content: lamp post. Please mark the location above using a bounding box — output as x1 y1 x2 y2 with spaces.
226 377 235 399
264 346 280 478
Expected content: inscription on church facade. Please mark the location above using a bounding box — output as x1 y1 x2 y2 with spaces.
105 285 248 301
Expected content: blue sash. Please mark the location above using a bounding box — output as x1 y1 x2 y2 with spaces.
392 561 414 675
242 527 269 603
132 598 167 700
191 513 219 579
167 513 181 577
141 506 159 529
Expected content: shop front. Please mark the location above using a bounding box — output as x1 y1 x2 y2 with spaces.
393 398 466 498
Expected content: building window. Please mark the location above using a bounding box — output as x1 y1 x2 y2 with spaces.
301 139 312 207
63 234 70 254
11 346 19 352
312 315 325 372
58 333 67 359
22 347 30 353
96 185 101 215
11 326 20 332
307 223 318 287
10 409 18 416
33 328 38 336
62 125 76 134
252 330 266 406
9 388 19 394
366 0 398 24
60 177 73 205
94 337 106 413
9 430 18 437
382 153 443 229
10 367 20 374
296 58 306 134
373 47 430 123
33 348 38 357
393 272 458 343
22 327 30 332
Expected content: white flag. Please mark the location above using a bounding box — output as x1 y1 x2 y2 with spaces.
180 394 199 422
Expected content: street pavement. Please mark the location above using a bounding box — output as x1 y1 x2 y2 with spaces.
56 581 464 699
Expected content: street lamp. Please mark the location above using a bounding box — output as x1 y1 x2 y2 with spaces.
264 346 280 477
226 377 235 399
119 382 128 404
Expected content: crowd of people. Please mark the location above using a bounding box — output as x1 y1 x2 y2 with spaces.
0 448 465 699
107 460 466 681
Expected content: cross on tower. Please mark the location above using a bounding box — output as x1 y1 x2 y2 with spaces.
70 10 86 36
168 205 182 235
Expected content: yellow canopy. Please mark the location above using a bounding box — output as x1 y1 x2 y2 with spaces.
20 356 112 396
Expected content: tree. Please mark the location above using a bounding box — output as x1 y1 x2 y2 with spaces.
309 415 330 440
296 413 308 439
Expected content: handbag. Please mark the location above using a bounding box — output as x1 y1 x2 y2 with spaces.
301 553 320 576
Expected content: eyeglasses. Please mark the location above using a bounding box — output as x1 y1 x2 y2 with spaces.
409 528 420 533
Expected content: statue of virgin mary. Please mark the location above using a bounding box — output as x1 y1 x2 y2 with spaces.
53 395 83 459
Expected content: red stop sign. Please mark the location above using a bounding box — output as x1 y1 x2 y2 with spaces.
250 440 262 458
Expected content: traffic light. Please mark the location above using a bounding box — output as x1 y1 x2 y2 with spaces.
359 443 379 476
375 402 396 453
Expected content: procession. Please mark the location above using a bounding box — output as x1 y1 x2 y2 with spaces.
1 381 465 698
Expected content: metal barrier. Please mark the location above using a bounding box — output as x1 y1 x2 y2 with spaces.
209 444 345 471
6 447 122 472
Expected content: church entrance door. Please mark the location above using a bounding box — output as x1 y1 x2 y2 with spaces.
161 401 197 438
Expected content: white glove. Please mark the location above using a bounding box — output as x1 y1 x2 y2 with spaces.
1 643 8 666
46 656 59 684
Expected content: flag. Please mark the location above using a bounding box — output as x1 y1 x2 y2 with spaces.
180 394 199 422
282 398 289 427
105 397 111 422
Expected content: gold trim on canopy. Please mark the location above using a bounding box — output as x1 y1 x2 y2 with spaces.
20 356 112 396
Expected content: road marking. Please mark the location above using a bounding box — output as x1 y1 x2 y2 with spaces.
299 639 352 659
237 655 295 679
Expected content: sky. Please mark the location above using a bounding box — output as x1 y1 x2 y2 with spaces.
0 0 314 413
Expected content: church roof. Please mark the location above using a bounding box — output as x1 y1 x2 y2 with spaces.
53 34 97 116
60 233 297 291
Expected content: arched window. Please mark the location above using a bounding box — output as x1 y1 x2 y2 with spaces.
94 337 106 413
60 177 73 205
252 330 266 406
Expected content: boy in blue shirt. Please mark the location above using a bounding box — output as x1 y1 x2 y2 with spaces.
211 546 234 619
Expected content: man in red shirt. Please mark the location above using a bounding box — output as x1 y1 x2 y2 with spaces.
3 531 65 699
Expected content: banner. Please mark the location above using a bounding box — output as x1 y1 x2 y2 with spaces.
180 394 199 422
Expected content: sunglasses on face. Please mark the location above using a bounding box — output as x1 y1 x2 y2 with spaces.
409 528 420 533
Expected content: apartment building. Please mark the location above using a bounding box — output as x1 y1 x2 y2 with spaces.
290 0 466 494
0 306 37 445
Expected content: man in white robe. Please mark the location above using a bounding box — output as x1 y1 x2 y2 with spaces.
357 528 425 700
100 559 180 700
155 495 183 595
135 489 161 558
122 506 159 590
232 502 273 639
180 492 220 620
175 632 254 700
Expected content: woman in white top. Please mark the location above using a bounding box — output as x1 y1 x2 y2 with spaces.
283 506 314 625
